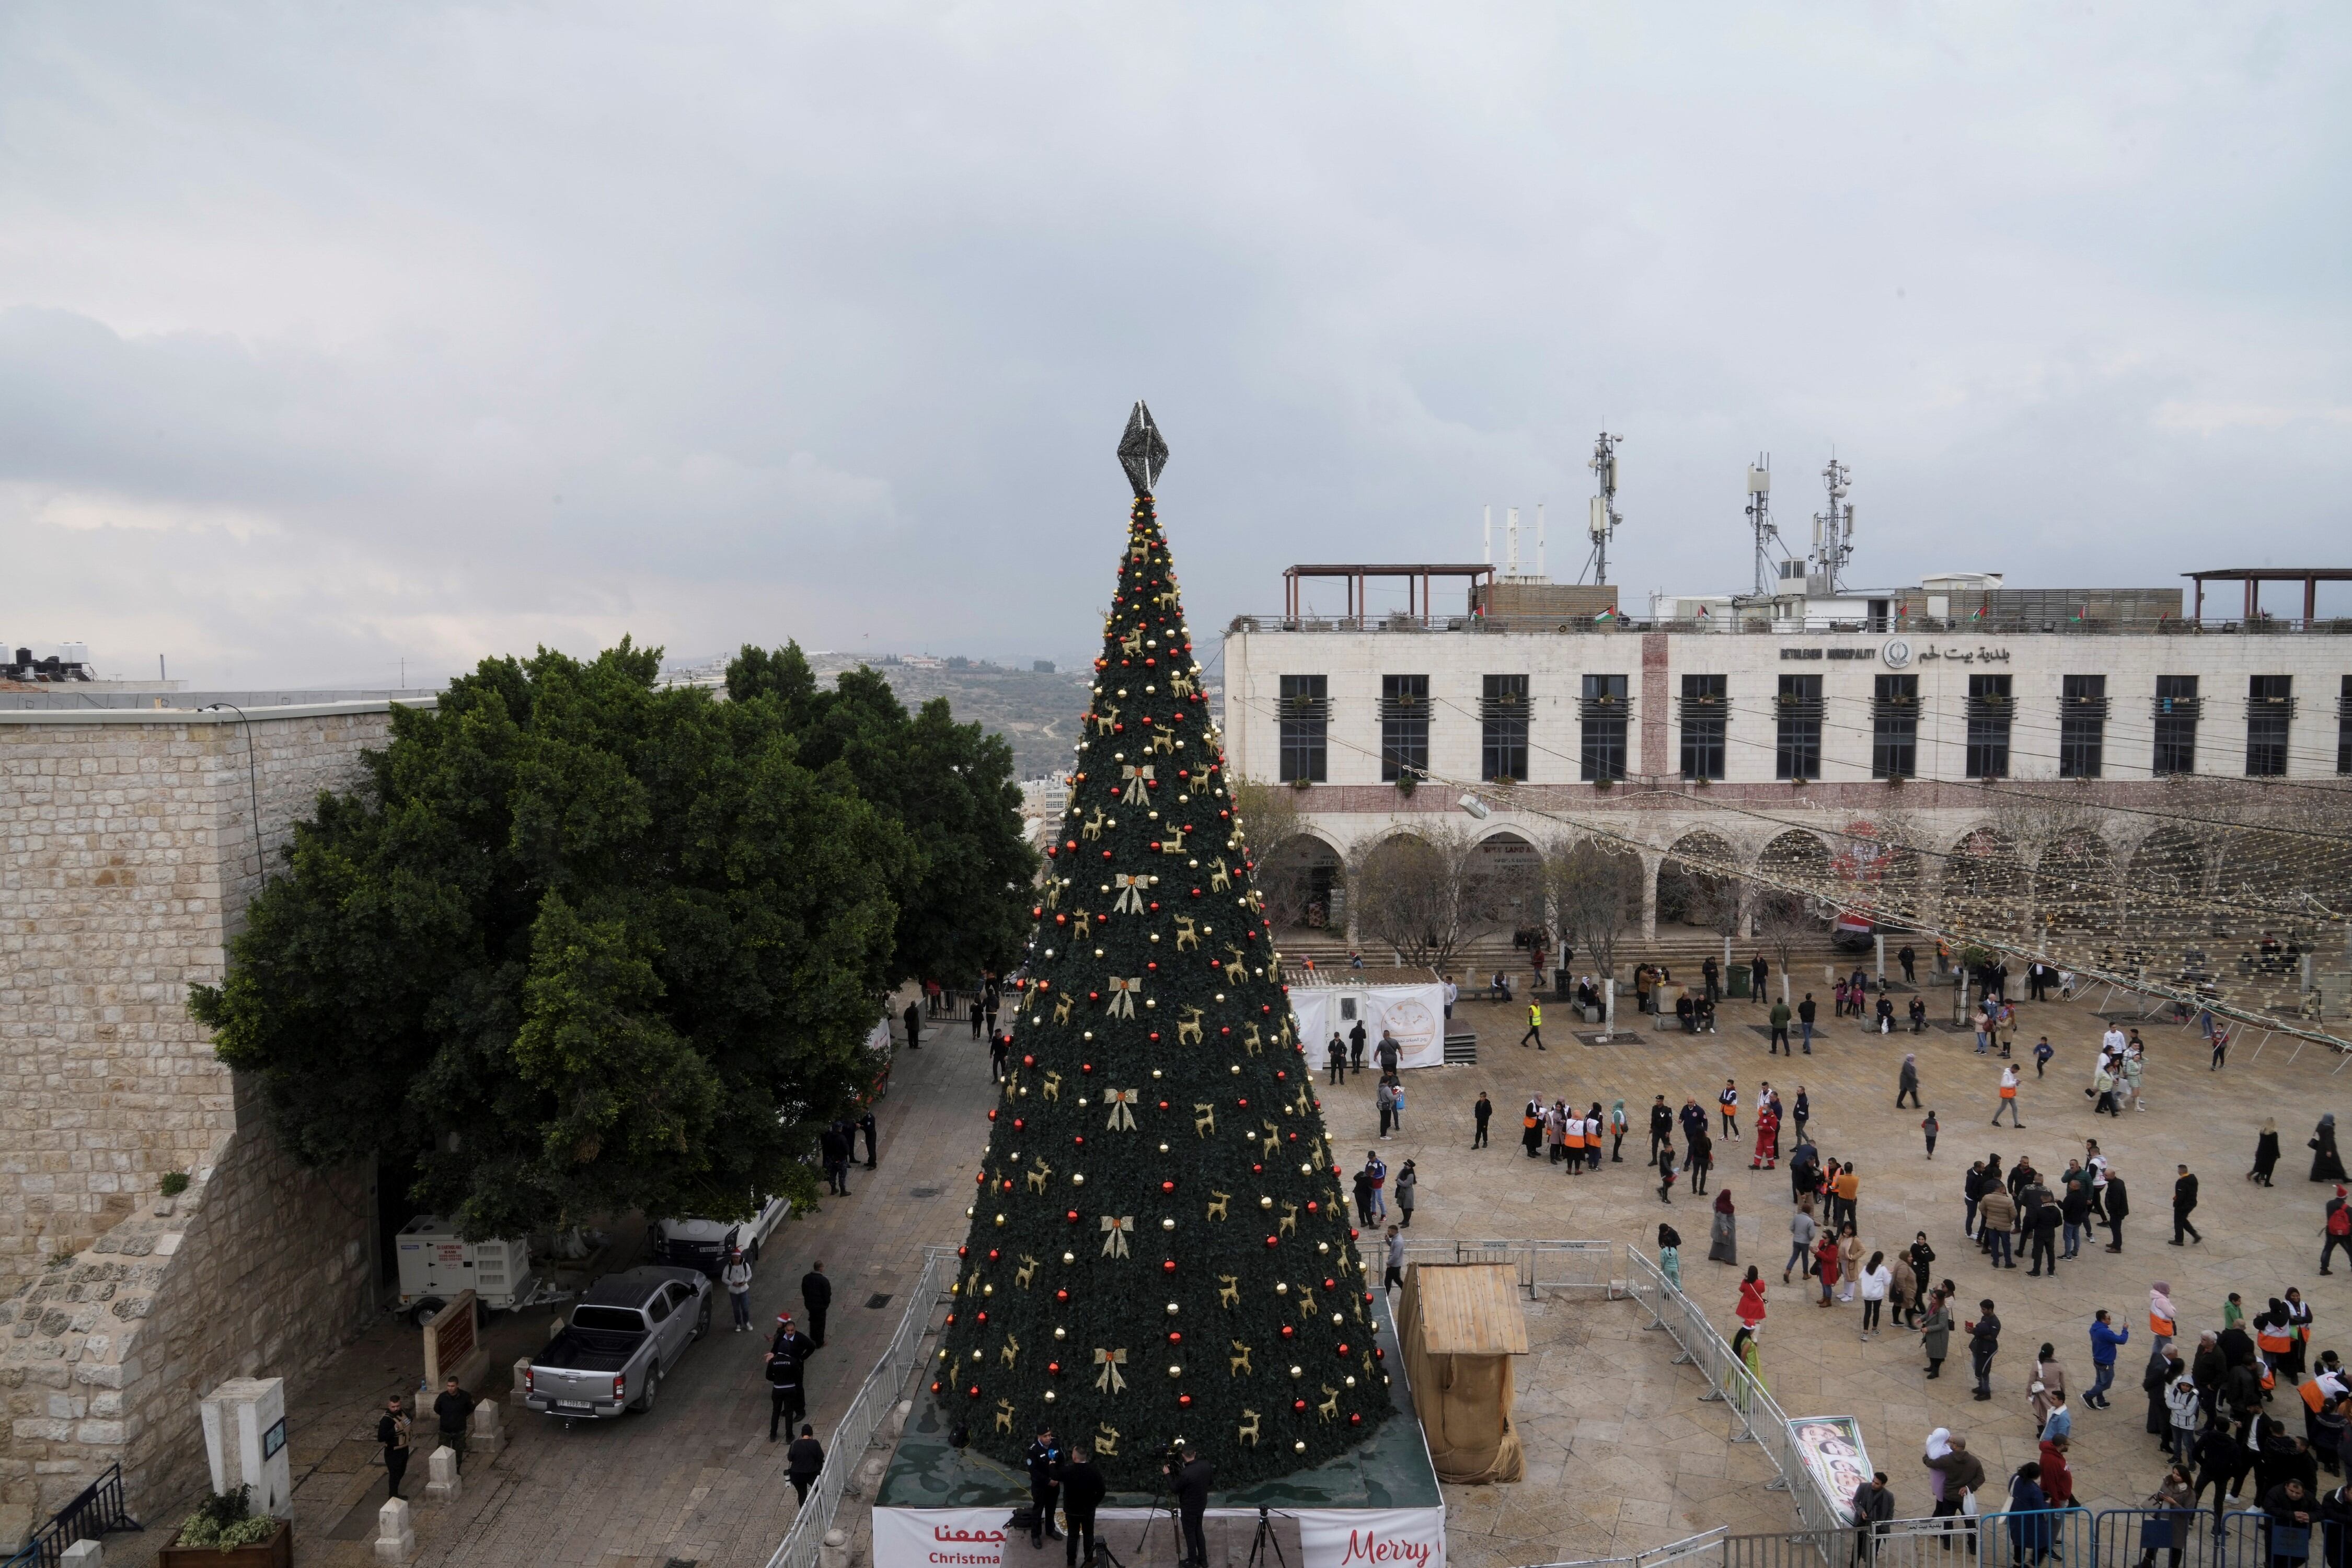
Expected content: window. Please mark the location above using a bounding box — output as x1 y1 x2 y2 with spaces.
1480 674 1529 781
2247 675 2293 777
1277 675 1328 783
1679 673 1726 781
2153 675 2200 776
1871 674 1918 780
1579 674 1629 781
1378 675 1429 782
2339 677 2351 776
2059 674 2108 779
1965 674 2013 779
1775 674 1823 780
645 1289 674 1323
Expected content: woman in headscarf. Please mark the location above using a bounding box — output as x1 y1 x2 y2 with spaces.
1923 1427 1953 1511
1730 1323 1766 1414
2252 1120 2282 1186
2258 1298 2297 1377
2150 1282 2178 1356
1656 1222 1682 1290
2314 1115 2347 1183
1710 1189 1739 1265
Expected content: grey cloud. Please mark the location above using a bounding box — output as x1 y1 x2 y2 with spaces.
1 1 2347 683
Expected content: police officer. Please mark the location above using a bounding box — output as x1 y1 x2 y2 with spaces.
1026 1424 1063 1546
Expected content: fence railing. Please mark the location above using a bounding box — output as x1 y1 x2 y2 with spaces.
1525 1509 2297 1568
1394 1238 1621 1298
0 1461 141 1568
1623 1248 1846 1538
760 1248 954 1568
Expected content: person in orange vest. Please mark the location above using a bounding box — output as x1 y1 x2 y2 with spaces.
2256 1299 2297 1377
1561 1109 1586 1175
2285 1289 2314 1380
2150 1283 2178 1355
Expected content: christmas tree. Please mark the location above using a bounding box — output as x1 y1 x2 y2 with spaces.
929 403 1393 1489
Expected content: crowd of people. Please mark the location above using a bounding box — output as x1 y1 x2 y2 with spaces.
1366 959 2352 1551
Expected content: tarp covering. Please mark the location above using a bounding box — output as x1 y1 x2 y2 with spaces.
1394 1264 1525 1484
1289 979 1447 1070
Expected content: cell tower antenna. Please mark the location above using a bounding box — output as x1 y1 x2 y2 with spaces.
1746 453 1778 596
1582 431 1622 585
1811 452 1855 594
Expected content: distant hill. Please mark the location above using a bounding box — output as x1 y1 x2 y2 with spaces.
660 650 1220 781
808 653 1092 780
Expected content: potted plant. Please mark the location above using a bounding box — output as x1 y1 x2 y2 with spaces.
1393 770 1418 799
158 1486 293 1567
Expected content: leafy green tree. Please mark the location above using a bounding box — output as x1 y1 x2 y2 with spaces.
727 643 1036 986
190 640 913 1237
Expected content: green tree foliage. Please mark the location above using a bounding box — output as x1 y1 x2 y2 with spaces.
189 641 914 1237
931 492 1391 1489
727 642 1036 985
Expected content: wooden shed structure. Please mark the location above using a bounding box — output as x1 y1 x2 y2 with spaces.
1394 1262 1527 1483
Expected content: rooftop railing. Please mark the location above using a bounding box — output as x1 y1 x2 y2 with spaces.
1228 614 2352 637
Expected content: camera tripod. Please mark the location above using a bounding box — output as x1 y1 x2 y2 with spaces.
1244 1506 1288 1568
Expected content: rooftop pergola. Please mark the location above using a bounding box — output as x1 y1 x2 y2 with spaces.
1282 562 1495 621
2185 567 2352 621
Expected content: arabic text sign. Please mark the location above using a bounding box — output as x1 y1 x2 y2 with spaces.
873 1506 1445 1568
1785 1414 1873 1521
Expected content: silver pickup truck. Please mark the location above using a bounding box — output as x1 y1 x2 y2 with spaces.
522 1266 712 1421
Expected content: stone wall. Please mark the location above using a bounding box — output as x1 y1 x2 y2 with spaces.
0 702 418 1517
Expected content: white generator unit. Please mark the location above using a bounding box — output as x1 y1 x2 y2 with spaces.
394 1216 535 1313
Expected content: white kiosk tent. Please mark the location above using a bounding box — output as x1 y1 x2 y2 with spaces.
1284 964 1449 1069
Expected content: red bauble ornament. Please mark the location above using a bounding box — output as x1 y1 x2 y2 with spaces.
987 1110 998 1121
1162 1259 1177 1273
1178 1394 1192 1409
1067 1210 1080 1223
987 1249 1000 1261
1265 1236 1278 1248
1056 1288 1070 1302
1281 1325 1294 1340
1081 1063 1092 1074
969 1385 981 1398
1336 1344 1349 1357
957 1246 969 1259
1023 1055 1036 1068
1168 1331 1183 1344
1293 1398 1307 1412
1350 1412 1363 1426
933 1381 944 1394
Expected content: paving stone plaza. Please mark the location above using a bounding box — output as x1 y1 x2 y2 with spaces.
82 976 2344 1568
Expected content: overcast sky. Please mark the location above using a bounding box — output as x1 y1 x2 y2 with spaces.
2 3 2347 687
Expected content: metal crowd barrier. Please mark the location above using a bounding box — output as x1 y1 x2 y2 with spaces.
1394 1238 1621 1298
761 1247 954 1568
1624 1247 1848 1539
0 1461 141 1568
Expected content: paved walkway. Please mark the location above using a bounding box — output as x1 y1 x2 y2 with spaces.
110 1000 993 1568
1346 980 2348 1562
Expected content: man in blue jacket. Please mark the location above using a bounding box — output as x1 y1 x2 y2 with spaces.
2086 1308 2129 1410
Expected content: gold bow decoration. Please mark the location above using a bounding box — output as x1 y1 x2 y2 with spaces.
1100 1215 1135 1258
1112 873 1149 913
1104 1089 1142 1131
1094 1348 1128 1393
1121 764 1155 805
1104 976 1144 1018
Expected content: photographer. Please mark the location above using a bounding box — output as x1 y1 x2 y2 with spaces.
1168 1445 1213 1567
